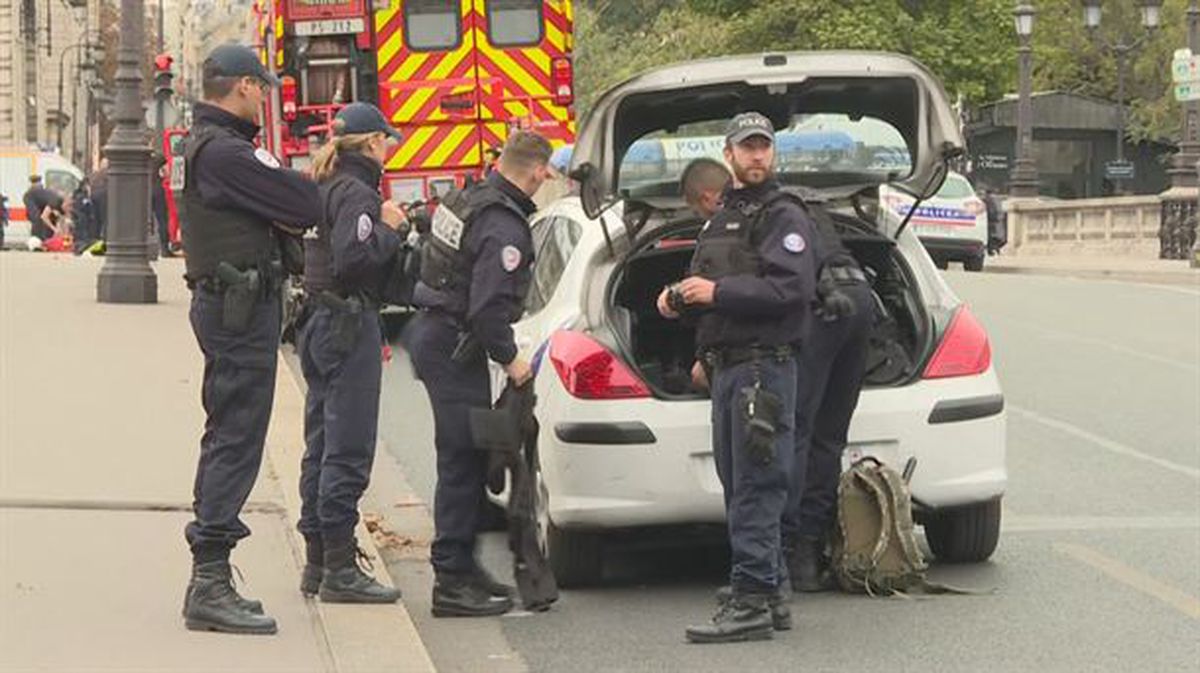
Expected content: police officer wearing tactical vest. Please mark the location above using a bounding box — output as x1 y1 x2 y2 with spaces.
658 112 818 644
408 130 553 617
179 44 321 635
783 197 876 593
296 102 407 605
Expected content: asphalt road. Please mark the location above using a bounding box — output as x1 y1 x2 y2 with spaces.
358 271 1200 673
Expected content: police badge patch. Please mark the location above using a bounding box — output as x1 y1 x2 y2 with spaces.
783 232 806 253
253 147 281 169
501 245 522 272
357 214 373 242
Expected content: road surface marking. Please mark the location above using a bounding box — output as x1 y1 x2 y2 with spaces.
1010 406 1200 480
1056 543 1200 620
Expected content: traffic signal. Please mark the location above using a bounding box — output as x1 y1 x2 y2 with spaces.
154 53 174 102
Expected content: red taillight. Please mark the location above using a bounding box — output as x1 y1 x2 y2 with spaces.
281 76 298 121
549 331 650 400
550 57 574 107
923 305 991 379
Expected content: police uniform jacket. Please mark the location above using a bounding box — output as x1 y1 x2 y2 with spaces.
691 180 817 351
304 152 402 300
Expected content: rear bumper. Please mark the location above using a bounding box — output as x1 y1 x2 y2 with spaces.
918 236 985 261
534 370 1007 531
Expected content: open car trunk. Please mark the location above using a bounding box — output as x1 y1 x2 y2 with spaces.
607 208 931 398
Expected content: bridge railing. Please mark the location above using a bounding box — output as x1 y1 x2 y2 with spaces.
1007 195 1162 256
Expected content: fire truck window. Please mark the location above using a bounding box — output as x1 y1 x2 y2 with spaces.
486 0 543 47
404 0 462 52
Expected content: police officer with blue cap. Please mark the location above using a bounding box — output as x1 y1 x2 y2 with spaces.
180 43 321 635
295 102 407 605
407 129 553 617
658 112 817 644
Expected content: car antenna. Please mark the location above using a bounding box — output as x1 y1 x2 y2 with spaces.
892 162 947 242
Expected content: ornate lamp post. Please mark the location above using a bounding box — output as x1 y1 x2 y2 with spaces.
96 0 157 304
1081 0 1161 196
1009 3 1041 198
1162 0 1200 263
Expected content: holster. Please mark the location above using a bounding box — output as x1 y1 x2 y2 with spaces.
451 331 483 364
314 292 364 356
740 385 783 466
216 262 261 333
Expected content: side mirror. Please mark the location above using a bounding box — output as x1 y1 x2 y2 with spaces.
571 162 604 219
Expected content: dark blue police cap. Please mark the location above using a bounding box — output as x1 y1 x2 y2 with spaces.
204 43 281 87
726 112 775 145
334 102 403 141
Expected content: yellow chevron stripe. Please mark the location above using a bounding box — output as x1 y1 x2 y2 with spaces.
424 124 474 168
390 125 438 169
395 47 472 122
546 22 566 53
476 42 548 95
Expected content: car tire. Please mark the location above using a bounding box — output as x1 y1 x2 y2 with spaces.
964 255 985 272
923 499 1001 563
547 522 603 587
934 258 949 270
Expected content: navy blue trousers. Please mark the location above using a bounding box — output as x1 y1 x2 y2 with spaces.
185 288 280 559
784 282 875 544
297 306 382 546
407 312 490 576
711 355 797 594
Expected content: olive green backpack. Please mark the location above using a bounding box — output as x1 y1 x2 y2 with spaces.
831 457 981 596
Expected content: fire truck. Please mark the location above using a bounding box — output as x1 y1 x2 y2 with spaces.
253 0 576 203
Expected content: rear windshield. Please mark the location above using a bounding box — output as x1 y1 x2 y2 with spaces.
405 0 461 52
617 113 911 200
936 175 975 199
486 0 543 47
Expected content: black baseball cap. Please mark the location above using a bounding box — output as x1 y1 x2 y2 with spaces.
725 112 775 145
204 43 280 87
334 102 403 141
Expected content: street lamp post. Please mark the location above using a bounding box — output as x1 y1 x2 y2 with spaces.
1009 3 1040 198
1162 0 1200 264
1081 0 1161 196
97 0 157 304
55 42 87 151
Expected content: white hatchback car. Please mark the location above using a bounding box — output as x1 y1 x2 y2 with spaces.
880 170 989 271
492 52 1006 586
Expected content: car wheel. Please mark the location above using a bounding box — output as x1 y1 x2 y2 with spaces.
537 468 604 587
964 255 985 272
923 499 1001 563
934 258 949 270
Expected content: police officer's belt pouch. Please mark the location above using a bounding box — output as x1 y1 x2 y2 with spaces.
319 293 363 356
216 262 260 333
740 385 782 465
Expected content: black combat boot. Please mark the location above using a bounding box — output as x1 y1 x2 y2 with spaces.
319 539 402 604
788 536 836 593
183 561 277 635
471 564 516 598
431 572 514 617
685 592 774 644
715 584 791 631
300 536 323 597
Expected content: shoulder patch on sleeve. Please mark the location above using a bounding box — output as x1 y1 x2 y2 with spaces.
253 147 281 169
783 232 806 253
501 245 522 272
357 213 373 242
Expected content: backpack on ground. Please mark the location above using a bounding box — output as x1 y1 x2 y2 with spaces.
831 457 982 596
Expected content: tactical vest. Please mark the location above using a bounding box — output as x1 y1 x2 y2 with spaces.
302 175 353 295
418 182 525 294
688 199 767 281
177 123 276 280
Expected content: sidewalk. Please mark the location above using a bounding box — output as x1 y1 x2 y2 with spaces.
0 252 435 673
983 254 1200 287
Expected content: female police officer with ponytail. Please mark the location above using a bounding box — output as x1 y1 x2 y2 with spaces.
296 102 408 604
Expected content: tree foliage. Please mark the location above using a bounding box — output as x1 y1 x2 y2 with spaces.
575 0 1190 143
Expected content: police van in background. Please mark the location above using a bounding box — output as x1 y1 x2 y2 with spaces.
880 170 988 271
0 147 84 249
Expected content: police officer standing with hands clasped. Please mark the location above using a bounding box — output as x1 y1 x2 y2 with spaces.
296 102 407 605
408 130 553 617
179 44 321 635
658 112 818 644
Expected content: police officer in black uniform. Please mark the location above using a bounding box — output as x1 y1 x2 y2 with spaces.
660 113 818 644
179 44 321 635
407 130 553 617
296 102 406 604
782 204 876 592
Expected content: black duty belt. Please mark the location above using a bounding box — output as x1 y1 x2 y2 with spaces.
702 344 795 370
824 265 869 285
309 291 375 313
186 262 284 294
